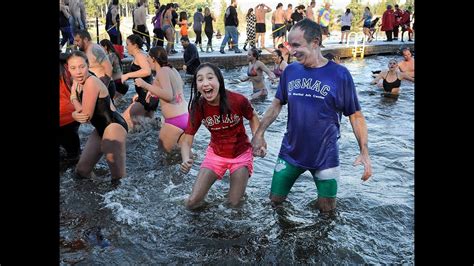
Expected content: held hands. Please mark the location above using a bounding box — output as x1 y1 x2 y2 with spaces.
180 158 194 173
72 110 89 123
353 154 372 181
251 135 267 158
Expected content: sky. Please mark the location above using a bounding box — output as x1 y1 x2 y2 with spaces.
215 0 407 13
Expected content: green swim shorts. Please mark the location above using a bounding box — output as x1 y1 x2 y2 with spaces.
270 157 339 198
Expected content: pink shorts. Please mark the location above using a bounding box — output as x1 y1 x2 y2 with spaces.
200 146 254 179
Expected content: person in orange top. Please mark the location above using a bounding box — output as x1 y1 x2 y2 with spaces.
59 53 81 161
179 11 191 38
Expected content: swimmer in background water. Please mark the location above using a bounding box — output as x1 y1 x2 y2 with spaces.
240 48 276 100
270 49 288 88
371 58 414 97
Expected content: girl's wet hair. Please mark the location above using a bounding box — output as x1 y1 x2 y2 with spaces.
189 63 231 126
60 52 72 87
273 49 283 61
127 34 144 49
66 50 89 66
179 11 187 21
148 46 173 68
100 39 123 71
250 47 260 59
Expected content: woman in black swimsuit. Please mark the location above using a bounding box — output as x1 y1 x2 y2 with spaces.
68 51 128 182
371 58 414 97
121 34 156 129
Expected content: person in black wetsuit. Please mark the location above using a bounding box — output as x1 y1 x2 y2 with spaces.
371 58 414 97
121 34 157 129
68 51 128 182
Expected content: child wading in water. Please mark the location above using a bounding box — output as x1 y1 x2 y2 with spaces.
180 63 262 209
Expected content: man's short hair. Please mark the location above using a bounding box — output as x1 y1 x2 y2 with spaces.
180 36 190 42
291 18 322 46
74 29 91 41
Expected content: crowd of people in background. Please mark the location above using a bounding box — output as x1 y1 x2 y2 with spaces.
60 0 415 56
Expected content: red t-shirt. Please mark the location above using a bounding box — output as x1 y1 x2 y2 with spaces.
59 78 76 127
185 90 255 158
401 11 411 26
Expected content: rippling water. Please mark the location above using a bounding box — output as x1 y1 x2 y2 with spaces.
60 55 414 264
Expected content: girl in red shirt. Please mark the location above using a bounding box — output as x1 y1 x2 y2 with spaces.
180 63 261 209
59 53 80 161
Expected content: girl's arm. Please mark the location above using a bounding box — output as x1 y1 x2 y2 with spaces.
371 71 384 85
70 80 82 111
180 134 195 173
248 110 260 136
258 61 276 80
121 53 152 82
70 81 89 123
136 68 174 101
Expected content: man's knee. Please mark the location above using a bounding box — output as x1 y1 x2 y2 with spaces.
315 179 338 198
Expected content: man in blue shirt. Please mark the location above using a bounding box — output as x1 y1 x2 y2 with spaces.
251 19 372 212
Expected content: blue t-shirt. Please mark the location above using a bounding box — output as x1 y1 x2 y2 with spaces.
275 61 361 170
